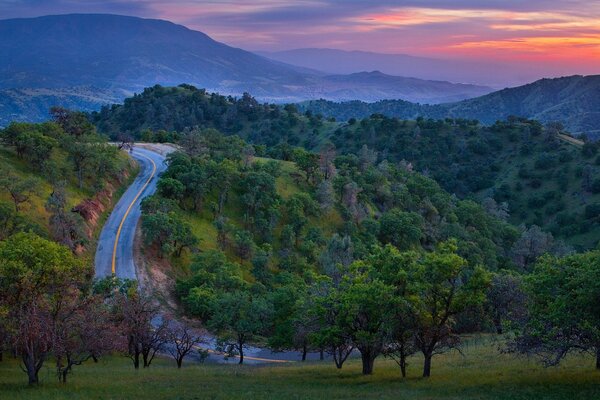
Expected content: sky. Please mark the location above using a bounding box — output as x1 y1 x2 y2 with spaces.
1 0 599 73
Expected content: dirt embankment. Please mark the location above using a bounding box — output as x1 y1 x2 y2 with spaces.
73 160 134 248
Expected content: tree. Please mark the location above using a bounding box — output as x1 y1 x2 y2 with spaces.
310 279 354 369
485 272 526 334
157 177 185 201
378 209 423 250
142 211 197 257
338 261 396 375
167 323 204 368
239 171 280 239
0 233 86 384
118 291 168 369
316 180 335 211
46 183 87 251
50 107 95 137
0 169 40 212
508 251 600 369
293 148 319 183
510 225 555 271
54 296 121 383
369 245 417 378
180 164 209 211
408 241 489 377
208 290 272 364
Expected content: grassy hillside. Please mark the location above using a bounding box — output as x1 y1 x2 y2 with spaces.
1 336 599 399
91 86 600 249
0 119 134 258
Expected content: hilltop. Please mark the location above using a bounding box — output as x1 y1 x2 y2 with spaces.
302 75 600 136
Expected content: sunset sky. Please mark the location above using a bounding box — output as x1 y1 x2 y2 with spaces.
1 0 599 73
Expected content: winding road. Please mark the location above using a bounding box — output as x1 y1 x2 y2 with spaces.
95 146 168 279
94 145 325 364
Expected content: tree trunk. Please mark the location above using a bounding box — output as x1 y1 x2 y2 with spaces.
22 353 39 385
238 343 244 365
0 350 3 362
596 347 600 370
319 349 324 361
494 317 503 334
423 353 432 377
133 351 140 369
301 344 307 361
360 350 375 375
400 353 407 378
177 356 183 369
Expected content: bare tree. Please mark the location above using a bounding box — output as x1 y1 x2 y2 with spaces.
54 296 122 383
118 293 166 369
167 323 204 368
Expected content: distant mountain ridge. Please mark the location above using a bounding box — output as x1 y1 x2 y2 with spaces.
0 13 492 124
301 75 600 136
258 48 540 87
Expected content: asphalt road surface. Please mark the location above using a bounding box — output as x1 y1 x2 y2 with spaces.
95 147 168 279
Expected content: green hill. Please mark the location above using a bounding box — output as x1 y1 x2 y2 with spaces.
92 86 600 249
0 114 133 257
301 75 600 137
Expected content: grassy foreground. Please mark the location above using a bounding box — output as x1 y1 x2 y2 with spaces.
1 337 599 399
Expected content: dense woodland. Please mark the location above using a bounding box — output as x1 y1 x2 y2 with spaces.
92 85 600 249
141 127 596 377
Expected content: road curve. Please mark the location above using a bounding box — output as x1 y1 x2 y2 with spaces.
95 147 169 279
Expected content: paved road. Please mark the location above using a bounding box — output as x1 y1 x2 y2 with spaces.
95 147 169 279
94 146 327 364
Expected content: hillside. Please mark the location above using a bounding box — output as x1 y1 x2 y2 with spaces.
301 75 600 136
0 116 133 258
93 86 600 249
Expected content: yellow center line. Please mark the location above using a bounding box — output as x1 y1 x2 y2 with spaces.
111 151 157 275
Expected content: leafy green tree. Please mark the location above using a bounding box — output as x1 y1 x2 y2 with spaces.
239 171 280 239
508 251 600 369
208 290 272 364
378 209 423 250
408 241 489 377
50 107 95 137
142 211 197 257
339 261 396 375
0 169 40 212
157 177 185 201
0 233 87 384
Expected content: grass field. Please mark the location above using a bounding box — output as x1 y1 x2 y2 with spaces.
1 336 599 399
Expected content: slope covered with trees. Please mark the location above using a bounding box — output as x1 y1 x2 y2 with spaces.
301 75 600 136
92 86 600 249
139 127 573 376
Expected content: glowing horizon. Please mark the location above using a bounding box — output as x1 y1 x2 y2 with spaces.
1 0 599 76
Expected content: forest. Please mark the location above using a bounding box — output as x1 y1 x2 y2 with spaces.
92 85 600 249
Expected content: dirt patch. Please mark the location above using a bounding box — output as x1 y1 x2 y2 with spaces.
133 222 180 312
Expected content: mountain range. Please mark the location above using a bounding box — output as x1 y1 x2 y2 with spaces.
258 48 536 88
0 14 492 125
301 75 600 136
0 13 599 135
